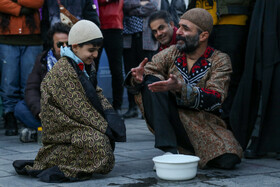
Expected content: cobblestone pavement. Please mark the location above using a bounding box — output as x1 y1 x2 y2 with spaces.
0 117 280 187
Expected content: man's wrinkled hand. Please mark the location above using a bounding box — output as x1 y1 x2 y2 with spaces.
148 74 182 92
131 58 148 84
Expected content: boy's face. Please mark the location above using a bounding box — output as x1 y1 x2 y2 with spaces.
72 44 100 65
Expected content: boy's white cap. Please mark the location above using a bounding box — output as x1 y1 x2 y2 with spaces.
68 20 103 45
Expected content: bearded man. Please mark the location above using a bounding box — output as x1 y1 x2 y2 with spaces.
124 8 243 170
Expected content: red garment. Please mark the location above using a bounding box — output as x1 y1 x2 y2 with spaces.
98 0 124 29
159 27 178 51
0 0 43 35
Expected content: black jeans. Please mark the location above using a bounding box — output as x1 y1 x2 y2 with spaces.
123 32 155 108
141 75 193 153
209 25 249 125
101 29 124 110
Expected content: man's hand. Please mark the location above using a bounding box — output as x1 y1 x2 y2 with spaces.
131 58 148 84
148 74 182 92
140 1 149 6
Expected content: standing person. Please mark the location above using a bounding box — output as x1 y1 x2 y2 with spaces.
124 8 242 169
148 10 178 52
188 0 254 126
122 0 160 118
13 20 126 182
160 0 187 27
230 0 280 160
14 22 71 143
41 0 100 49
97 0 124 115
0 0 44 136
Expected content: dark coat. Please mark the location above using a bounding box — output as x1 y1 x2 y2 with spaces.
41 0 100 48
230 0 280 152
24 51 48 119
161 0 186 27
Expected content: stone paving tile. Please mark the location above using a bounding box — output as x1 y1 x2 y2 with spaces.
115 141 155 151
0 158 12 165
198 161 280 178
0 163 17 175
0 149 15 156
115 149 163 160
0 151 38 161
205 174 280 187
243 158 280 169
0 170 13 178
114 153 137 163
0 139 21 148
56 176 141 187
126 134 154 142
112 146 130 153
269 172 280 178
3 143 41 153
0 175 60 187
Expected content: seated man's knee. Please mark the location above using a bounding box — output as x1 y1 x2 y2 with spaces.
14 100 26 119
143 75 161 86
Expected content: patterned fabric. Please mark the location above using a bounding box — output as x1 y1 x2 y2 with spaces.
24 58 114 179
123 16 143 34
174 46 221 113
133 45 243 168
46 50 58 72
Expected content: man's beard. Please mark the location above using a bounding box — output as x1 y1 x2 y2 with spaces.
176 33 200 54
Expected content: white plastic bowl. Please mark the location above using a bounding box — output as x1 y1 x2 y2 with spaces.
152 154 200 181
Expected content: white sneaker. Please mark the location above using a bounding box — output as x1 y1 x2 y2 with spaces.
19 128 37 143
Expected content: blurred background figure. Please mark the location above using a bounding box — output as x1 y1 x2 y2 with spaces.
230 0 280 160
148 10 178 52
160 0 187 27
122 0 160 118
41 0 100 49
97 0 124 115
14 22 70 143
0 0 44 136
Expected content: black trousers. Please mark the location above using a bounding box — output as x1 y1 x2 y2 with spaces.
101 29 124 110
141 75 193 152
123 32 155 108
209 25 249 125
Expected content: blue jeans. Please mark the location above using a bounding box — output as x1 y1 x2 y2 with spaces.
14 100 41 129
0 44 42 114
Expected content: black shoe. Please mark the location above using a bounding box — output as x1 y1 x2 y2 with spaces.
115 109 124 120
207 153 241 170
244 137 261 159
276 153 280 160
123 107 138 118
115 109 122 116
4 112 18 136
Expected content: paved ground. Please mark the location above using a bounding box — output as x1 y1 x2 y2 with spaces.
0 116 280 187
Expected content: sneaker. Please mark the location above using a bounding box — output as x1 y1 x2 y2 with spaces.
19 128 37 143
123 106 138 118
